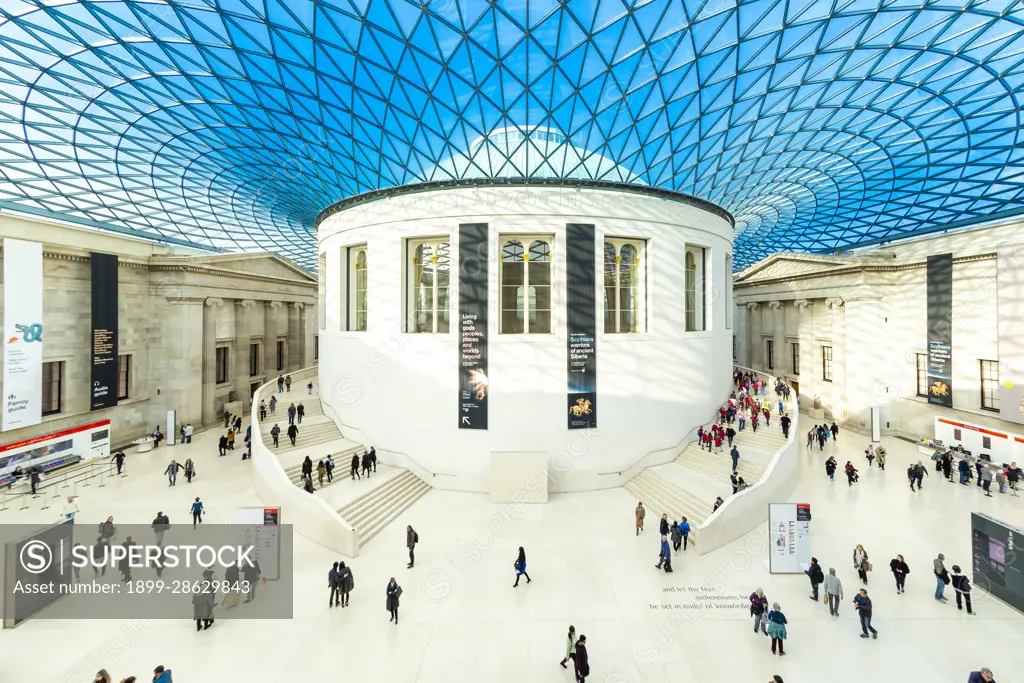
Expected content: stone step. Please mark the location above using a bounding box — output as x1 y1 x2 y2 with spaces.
625 469 710 526
283 444 365 488
336 471 431 547
266 425 344 455
675 443 766 484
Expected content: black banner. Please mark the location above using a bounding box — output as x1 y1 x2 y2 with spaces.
971 513 1024 616
458 224 488 430
90 252 119 411
926 253 953 408
567 224 597 429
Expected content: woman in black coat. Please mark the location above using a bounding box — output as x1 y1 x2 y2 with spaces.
301 456 313 482
386 577 401 624
339 561 354 607
574 635 589 682
889 554 910 594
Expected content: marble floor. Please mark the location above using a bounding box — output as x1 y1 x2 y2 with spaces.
0 421 1021 683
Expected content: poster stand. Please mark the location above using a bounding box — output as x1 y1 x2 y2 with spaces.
768 503 812 574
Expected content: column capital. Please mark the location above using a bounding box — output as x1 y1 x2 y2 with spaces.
204 297 223 307
266 301 283 310
794 299 809 309
291 302 305 310
825 297 844 309
236 299 257 309
767 301 781 309
746 302 760 310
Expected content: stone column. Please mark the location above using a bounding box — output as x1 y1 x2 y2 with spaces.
234 299 256 401
794 299 812 407
264 301 282 379
734 303 748 367
768 301 782 376
825 298 845 421
288 303 305 371
201 297 223 426
843 298 882 430
746 302 760 370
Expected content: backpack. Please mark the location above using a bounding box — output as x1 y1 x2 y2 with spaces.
414 531 419 543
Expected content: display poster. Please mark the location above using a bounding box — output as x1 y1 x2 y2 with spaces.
566 224 597 429
926 253 954 408
0 419 110 487
458 224 488 430
235 506 281 580
768 503 812 573
2 239 43 431
90 252 119 410
997 244 1024 424
971 512 1024 616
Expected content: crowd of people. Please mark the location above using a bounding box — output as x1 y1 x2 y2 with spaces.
298 448 376 494
92 665 173 683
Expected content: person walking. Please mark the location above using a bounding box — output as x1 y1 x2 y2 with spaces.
302 456 313 484
865 444 875 467
766 603 787 655
277 374 284 393
959 457 971 485
192 582 215 631
361 450 372 478
110 451 126 475
750 588 769 634
285 374 292 391
670 520 682 552
635 502 646 535
270 424 280 448
824 568 843 616
713 496 724 512
780 413 791 439
190 497 204 529
559 625 576 670
296 402 305 424
62 495 79 521
876 446 886 471
679 517 691 551
806 557 824 601
845 461 858 486
351 453 361 480
184 458 195 484
184 424 192 444
369 446 377 472
830 422 839 442
226 430 235 451
731 471 740 494
154 426 165 447
339 561 354 607
269 395 277 415
218 433 228 456
328 561 341 608
726 425 736 446
325 455 334 483
287 403 296 426
307 380 313 395
513 546 532 586
934 553 950 602
655 534 672 572
259 399 267 421
853 545 870 584
317 459 327 487
659 513 669 536
730 445 740 472
406 525 418 568
914 461 929 490
951 565 976 614
968 668 996 683
164 460 183 487
574 635 589 683
152 511 170 547
825 456 837 481
386 577 401 623
890 554 910 594
287 423 298 446
1009 462 1019 491
806 430 814 450
853 589 878 639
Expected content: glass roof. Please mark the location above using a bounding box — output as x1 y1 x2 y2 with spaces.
1 0 1022 268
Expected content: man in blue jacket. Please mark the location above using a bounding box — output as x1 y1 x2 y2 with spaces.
968 668 995 683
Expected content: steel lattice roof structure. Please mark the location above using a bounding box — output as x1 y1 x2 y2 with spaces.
1 0 1023 268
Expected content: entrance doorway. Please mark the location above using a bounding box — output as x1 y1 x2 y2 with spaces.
791 380 799 397
250 382 261 399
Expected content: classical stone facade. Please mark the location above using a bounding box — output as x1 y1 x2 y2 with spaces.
0 213 317 447
733 218 1016 440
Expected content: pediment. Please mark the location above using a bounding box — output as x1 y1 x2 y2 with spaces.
736 254 849 282
194 253 315 282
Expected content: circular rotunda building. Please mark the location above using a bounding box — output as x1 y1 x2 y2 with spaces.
317 127 735 492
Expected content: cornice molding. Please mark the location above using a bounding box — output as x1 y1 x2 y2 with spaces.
735 252 996 288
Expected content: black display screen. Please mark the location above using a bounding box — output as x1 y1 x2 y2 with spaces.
971 512 1024 614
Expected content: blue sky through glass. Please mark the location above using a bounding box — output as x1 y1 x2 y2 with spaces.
0 0 1022 268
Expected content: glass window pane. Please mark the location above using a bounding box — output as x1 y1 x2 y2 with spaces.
603 243 616 332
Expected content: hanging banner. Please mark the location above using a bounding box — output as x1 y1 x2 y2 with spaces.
566 224 597 429
3 239 43 431
998 244 1024 424
90 252 119 410
458 223 488 430
926 253 953 408
768 503 812 573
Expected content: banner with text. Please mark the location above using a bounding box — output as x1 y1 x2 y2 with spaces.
566 224 597 429
2 239 43 431
926 253 953 408
458 224 488 430
90 252 119 410
998 243 1024 424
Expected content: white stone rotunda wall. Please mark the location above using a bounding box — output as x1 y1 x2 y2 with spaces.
317 183 734 493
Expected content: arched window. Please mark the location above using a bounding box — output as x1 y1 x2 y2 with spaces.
501 236 552 334
603 239 646 333
351 247 368 331
685 246 705 332
408 239 451 333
